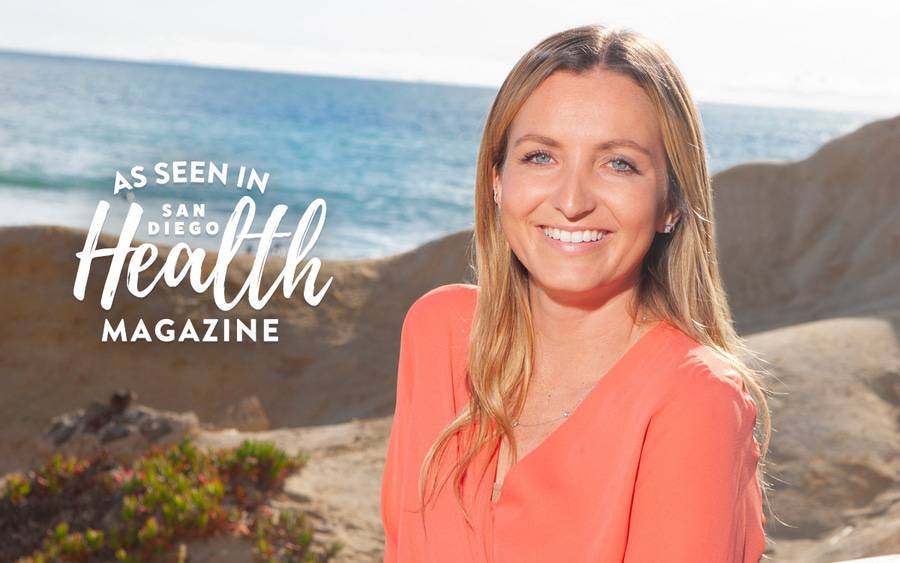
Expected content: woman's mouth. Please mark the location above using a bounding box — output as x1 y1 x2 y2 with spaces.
537 225 612 254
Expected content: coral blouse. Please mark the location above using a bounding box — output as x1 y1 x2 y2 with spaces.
381 283 766 562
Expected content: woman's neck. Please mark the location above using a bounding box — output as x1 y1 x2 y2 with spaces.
528 280 647 384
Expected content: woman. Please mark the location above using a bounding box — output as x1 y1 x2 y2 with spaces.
381 23 772 563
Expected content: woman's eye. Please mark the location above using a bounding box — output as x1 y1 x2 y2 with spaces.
519 151 638 173
521 150 552 165
609 157 637 174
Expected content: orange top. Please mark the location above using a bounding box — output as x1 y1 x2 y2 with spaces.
381 283 766 563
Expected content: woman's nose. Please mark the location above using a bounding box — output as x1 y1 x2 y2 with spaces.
550 161 596 219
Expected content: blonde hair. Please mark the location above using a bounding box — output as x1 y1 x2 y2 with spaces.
415 23 775 534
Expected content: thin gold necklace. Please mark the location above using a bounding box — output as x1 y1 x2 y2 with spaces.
512 310 649 428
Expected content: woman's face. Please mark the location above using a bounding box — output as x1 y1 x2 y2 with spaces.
493 67 677 301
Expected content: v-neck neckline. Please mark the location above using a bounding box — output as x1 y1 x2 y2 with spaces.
488 319 669 508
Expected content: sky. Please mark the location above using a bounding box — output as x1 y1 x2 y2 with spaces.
2 0 898 116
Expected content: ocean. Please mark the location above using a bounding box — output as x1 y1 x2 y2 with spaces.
0 50 878 260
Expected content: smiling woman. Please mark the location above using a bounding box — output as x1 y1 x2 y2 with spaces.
381 23 773 563
494 68 674 287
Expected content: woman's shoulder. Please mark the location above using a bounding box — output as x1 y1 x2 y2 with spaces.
397 284 478 399
653 323 757 416
403 283 478 331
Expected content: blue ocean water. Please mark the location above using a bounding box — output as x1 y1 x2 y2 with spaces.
0 50 879 260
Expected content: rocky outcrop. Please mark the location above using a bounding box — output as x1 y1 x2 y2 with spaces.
38 390 199 464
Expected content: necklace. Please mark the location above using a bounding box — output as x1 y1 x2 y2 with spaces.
512 310 650 428
511 397 586 428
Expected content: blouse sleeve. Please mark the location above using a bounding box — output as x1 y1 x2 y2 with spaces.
623 368 762 562
380 304 418 563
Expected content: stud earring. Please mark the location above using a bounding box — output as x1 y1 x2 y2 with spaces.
663 222 676 233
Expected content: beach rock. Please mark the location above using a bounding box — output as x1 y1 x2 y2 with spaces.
743 316 900 561
37 391 199 464
713 115 900 334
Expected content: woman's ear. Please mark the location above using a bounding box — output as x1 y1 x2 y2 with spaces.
669 209 681 224
661 210 681 233
492 166 502 206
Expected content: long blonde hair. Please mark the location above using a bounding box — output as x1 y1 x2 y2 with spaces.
416 23 775 533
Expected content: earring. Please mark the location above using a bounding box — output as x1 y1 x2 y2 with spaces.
663 222 676 233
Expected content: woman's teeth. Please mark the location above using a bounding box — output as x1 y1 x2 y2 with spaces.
541 227 608 243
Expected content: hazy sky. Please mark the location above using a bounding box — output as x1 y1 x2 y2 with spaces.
3 0 898 115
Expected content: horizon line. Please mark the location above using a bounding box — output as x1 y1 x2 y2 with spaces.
0 46 890 119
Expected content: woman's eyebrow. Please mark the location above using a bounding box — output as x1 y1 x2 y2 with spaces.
512 133 652 157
